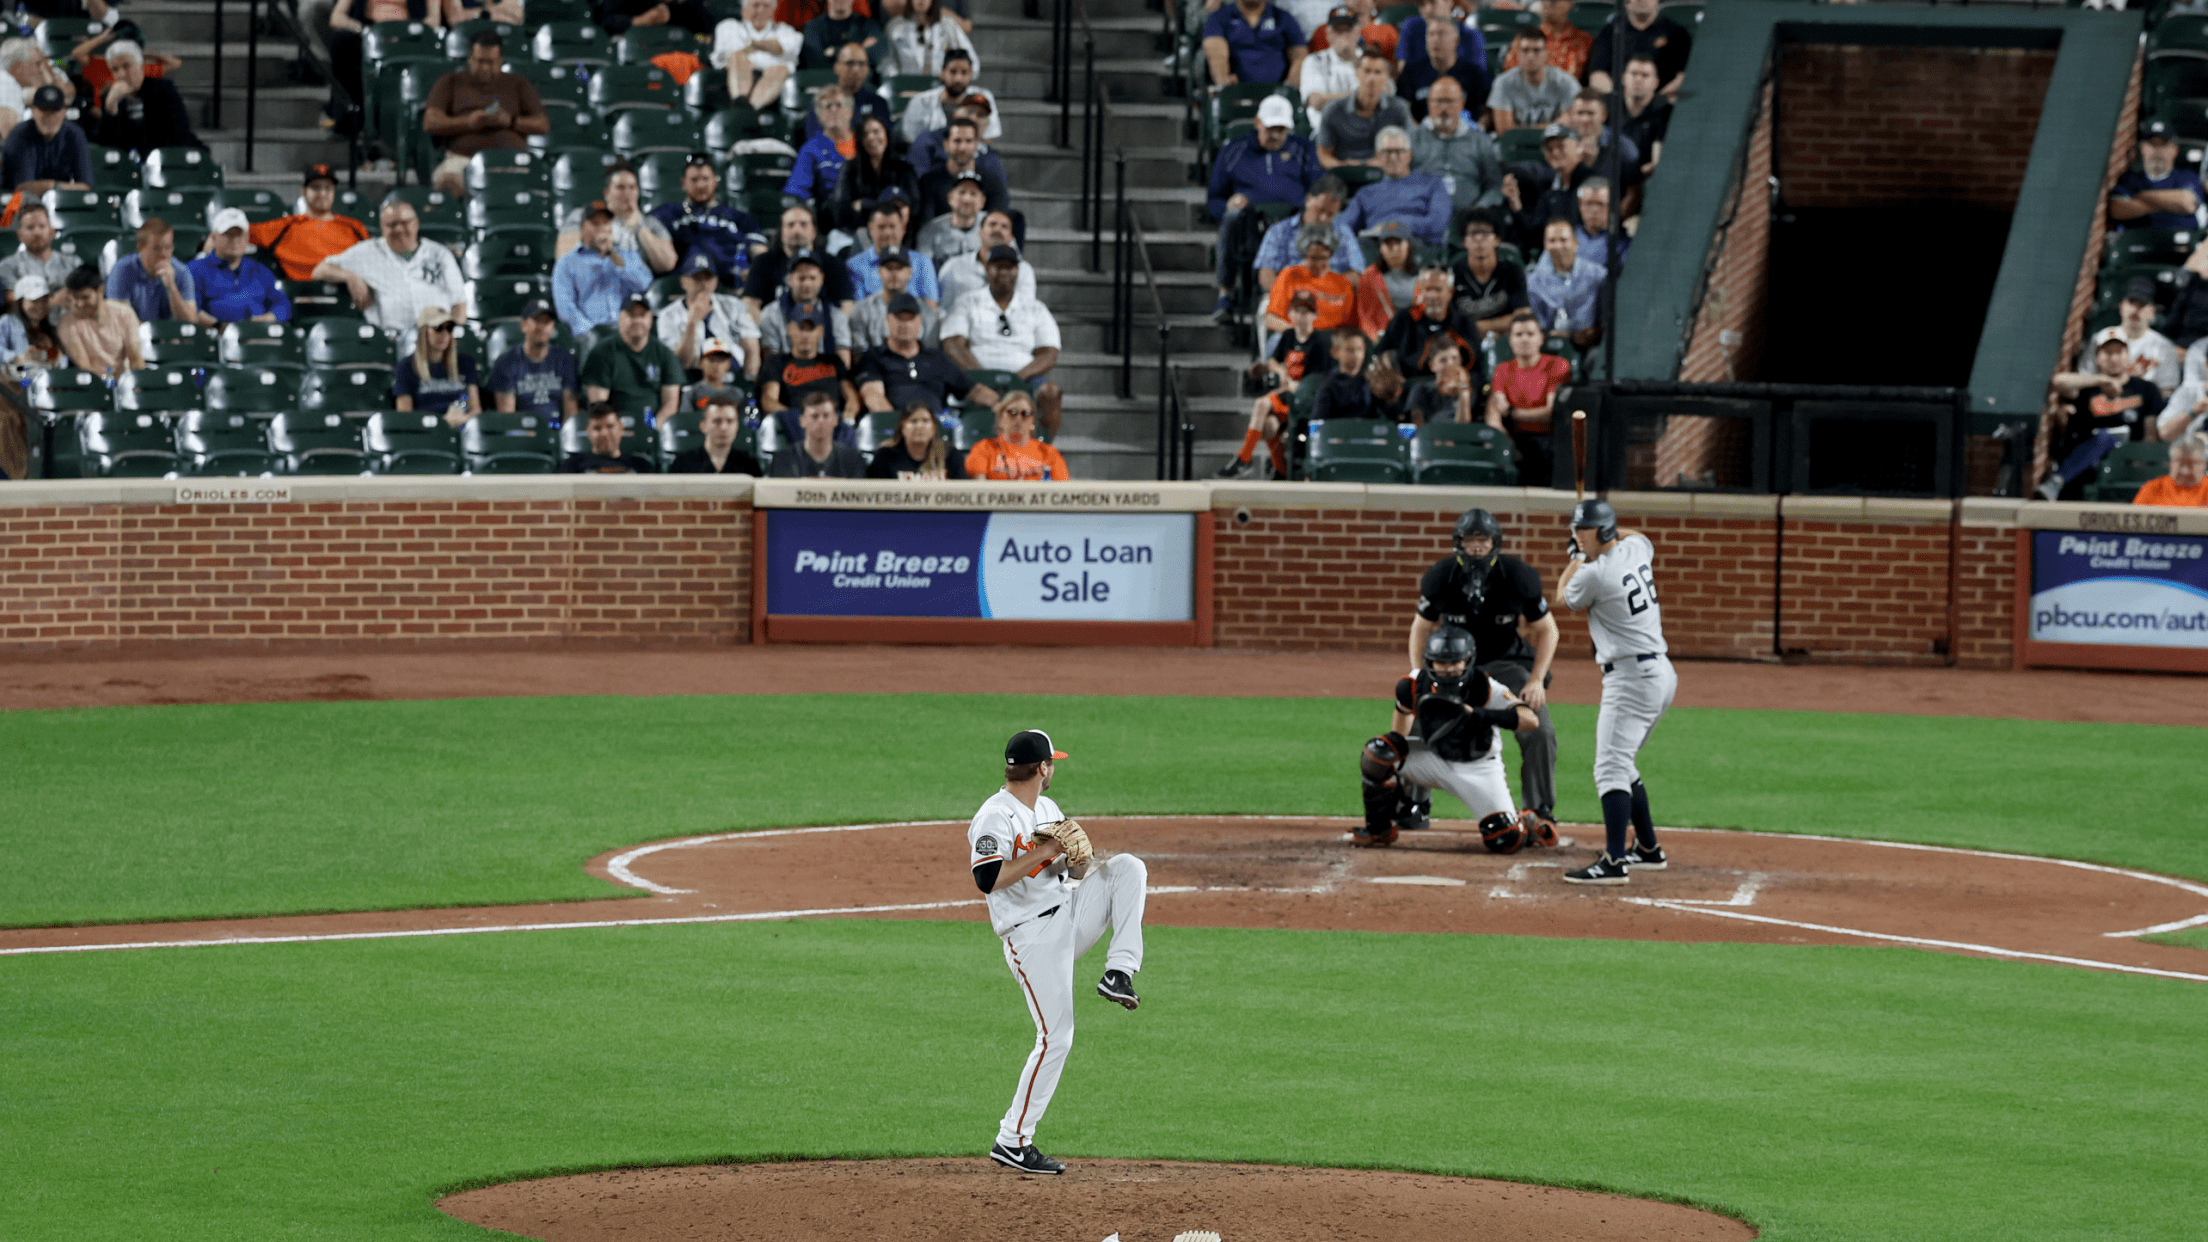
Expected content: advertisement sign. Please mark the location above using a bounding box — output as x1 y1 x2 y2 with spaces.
766 509 1196 621
2028 530 2208 648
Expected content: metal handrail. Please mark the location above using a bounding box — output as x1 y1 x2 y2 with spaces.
207 0 365 181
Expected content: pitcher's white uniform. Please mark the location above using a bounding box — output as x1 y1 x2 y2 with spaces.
1559 531 1677 793
968 790 1147 1153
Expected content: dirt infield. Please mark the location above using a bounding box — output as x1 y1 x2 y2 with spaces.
437 1158 1759 1242
2 644 2203 726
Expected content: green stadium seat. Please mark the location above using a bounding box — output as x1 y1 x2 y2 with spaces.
2152 14 2208 56
30 369 114 414
56 227 120 271
507 60 593 113
86 144 139 195
366 411 465 474
887 74 935 121
2083 440 2173 504
619 24 702 64
270 411 377 475
465 229 558 279
209 187 290 227
1570 2 1615 34
1477 8 1540 44
589 64 680 114
533 21 614 67
1409 421 1518 486
32 15 103 57
219 321 310 372
44 188 120 231
528 0 593 19
80 411 181 477
139 318 214 347
307 319 395 370
1497 127 1549 164
302 367 396 414
1206 83 1299 158
1303 417 1409 482
465 148 553 194
634 150 696 204
2106 228 2201 270
2097 263 2183 309
531 106 611 155
2152 97 2208 145
370 56 446 154
732 149 797 190
174 410 278 476
138 334 221 367
463 410 562 471
444 19 521 59
383 184 468 228
853 410 903 457
204 367 299 416
2148 57 2208 116
363 19 442 62
122 187 219 230
658 408 708 460
284 280 355 321
467 187 557 234
470 274 554 321
143 147 223 189
614 108 704 156
116 367 203 412
791 67 837 110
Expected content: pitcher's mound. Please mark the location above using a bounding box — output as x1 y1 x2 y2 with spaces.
438 1157 1756 1241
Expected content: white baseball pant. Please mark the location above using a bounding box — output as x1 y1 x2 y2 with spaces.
996 852 1148 1149
1594 654 1677 793
1400 742 1516 821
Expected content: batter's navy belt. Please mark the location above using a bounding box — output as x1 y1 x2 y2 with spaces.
1601 653 1663 673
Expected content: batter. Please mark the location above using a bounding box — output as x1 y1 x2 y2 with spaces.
1357 626 1542 850
1556 499 1677 885
967 729 1148 1175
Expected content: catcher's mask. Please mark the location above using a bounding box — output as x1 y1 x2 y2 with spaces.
1423 624 1477 694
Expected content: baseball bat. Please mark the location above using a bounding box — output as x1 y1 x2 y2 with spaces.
1570 410 1588 501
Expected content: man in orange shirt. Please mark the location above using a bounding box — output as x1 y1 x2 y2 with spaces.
1263 225 1358 337
248 165 370 283
2133 435 2208 506
1503 0 1593 82
966 389 1071 480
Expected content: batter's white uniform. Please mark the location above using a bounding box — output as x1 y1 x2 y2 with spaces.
968 790 1148 1152
1399 676 1523 821
1560 532 1677 793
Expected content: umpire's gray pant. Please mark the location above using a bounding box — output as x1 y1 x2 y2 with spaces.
1481 660 1557 817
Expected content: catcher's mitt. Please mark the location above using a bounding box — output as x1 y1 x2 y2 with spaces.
1035 818 1093 867
1520 809 1559 849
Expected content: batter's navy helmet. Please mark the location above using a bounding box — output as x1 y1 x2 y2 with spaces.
1570 498 1618 543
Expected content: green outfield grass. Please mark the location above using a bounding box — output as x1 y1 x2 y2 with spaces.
0 695 2197 927
4 920 2203 1242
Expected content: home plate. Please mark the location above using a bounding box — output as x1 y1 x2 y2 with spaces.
1366 875 1468 887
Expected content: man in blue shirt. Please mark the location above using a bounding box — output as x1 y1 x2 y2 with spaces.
846 201 942 303
1339 125 1452 244
651 154 765 284
784 86 854 205
2111 121 2206 233
186 208 290 323
553 203 652 336
106 218 202 325
1253 176 1360 290
1202 0 1306 87
1208 94 1322 318
485 298 581 420
1527 216 1605 348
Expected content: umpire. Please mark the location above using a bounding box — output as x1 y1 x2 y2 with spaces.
1405 508 1561 830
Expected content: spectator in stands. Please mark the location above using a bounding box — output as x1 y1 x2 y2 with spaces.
885 0 977 79
81 40 201 156
0 273 64 374
943 244 1064 436
598 0 715 45
908 94 1007 179
2111 122 2205 233
918 172 987 265
808 43 895 144
1262 224 1356 337
1341 126 1452 244
486 298 581 421
2133 433 2208 506
1587 0 1690 99
747 205 857 318
831 121 920 232
654 155 767 286
1203 0 1307 90
1207 94 1322 318
1575 177 1626 267
1 85 89 195
445 0 525 27
965 388 1070 480
1449 215 1528 337
1299 8 1362 131
1617 54 1669 185
563 401 658 473
760 304 859 441
859 291 992 413
582 293 684 426
916 121 1010 220
1489 28 1578 131
1487 308 1569 484
420 31 547 200
659 248 762 377
1502 124 1591 250
1565 90 1638 187
757 250 855 361
553 204 652 338
1380 265 1474 379
0 203 76 313
2161 241 2208 350
1311 0 1394 60
1220 287 1330 478
558 165 679 273
867 399 966 479
314 200 469 332
852 246 939 350
680 338 749 412
1403 334 1477 426
325 0 440 130
1353 219 1423 338
786 87 858 206
849 201 941 302
188 210 289 325
1411 77 1501 217
2087 277 2181 394
70 19 184 98
1254 177 1359 291
251 164 371 284
714 0 804 113
106 219 201 327
771 389 870 476
1503 0 1591 81
1308 330 1378 421
937 209 1034 309
1397 16 1484 125
900 49 999 143
1528 216 1603 348
393 306 482 422
670 395 764 474
1317 51 1411 169
0 38 71 138
1396 0 1484 76
54 263 142 377
803 0 889 74
2044 338 2163 500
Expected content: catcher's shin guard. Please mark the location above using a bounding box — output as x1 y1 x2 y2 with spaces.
1479 810 1528 854
1358 733 1408 846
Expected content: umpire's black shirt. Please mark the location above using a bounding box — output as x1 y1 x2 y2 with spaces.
1416 551 1549 666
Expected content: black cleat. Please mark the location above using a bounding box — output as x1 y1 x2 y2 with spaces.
989 1141 1065 1174
1623 842 1667 871
1562 853 1631 886
1097 969 1140 1010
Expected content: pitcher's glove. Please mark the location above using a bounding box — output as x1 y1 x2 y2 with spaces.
1035 819 1093 867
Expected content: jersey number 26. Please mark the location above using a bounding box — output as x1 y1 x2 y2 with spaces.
1624 564 1658 615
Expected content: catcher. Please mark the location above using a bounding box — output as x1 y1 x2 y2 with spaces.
1357 626 1553 852
967 728 1149 1177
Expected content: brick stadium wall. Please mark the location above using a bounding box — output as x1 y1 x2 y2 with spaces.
1679 78 1774 388
0 481 752 649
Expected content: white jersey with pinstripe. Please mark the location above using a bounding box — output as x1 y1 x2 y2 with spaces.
968 788 1071 937
1559 533 1668 666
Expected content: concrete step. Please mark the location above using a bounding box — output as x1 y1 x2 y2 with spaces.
989 58 1176 103
1020 225 1209 273
1054 313 1236 355
1032 265 1217 317
1053 349 1244 398
997 98 1190 152
1020 187 1209 234
969 22 1164 64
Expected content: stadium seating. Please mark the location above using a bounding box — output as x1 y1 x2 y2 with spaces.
614 109 705 157
174 410 279 476
534 22 615 68
143 147 223 190
444 20 520 59
1409 422 1518 486
82 411 183 477
220 322 310 373
211 187 291 227
2083 440 2172 503
367 411 466 474
204 368 299 416
619 26 700 65
1303 418 1409 483
116 368 203 413
467 149 553 194
463 411 562 472
302 368 395 415
308 320 398 371
269 411 377 475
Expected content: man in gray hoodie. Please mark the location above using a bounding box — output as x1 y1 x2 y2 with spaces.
1408 76 1502 217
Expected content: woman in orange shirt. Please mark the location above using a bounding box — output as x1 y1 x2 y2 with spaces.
1263 226 1358 337
966 389 1072 481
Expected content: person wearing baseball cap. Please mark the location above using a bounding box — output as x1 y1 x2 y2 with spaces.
756 246 852 364
2113 120 2208 234
553 200 654 338
581 292 684 427
1221 284 1332 478
658 247 762 380
651 153 766 288
394 304 483 426
856 287 992 420
187 208 291 324
244 163 370 283
679 335 749 416
1299 8 1364 131
849 242 941 351
847 199 940 304
484 297 582 423
943 241 1064 438
1204 89 1322 322
0 83 90 197
758 300 859 448
0 270 65 372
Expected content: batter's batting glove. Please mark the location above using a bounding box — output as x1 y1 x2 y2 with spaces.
1564 535 1585 562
